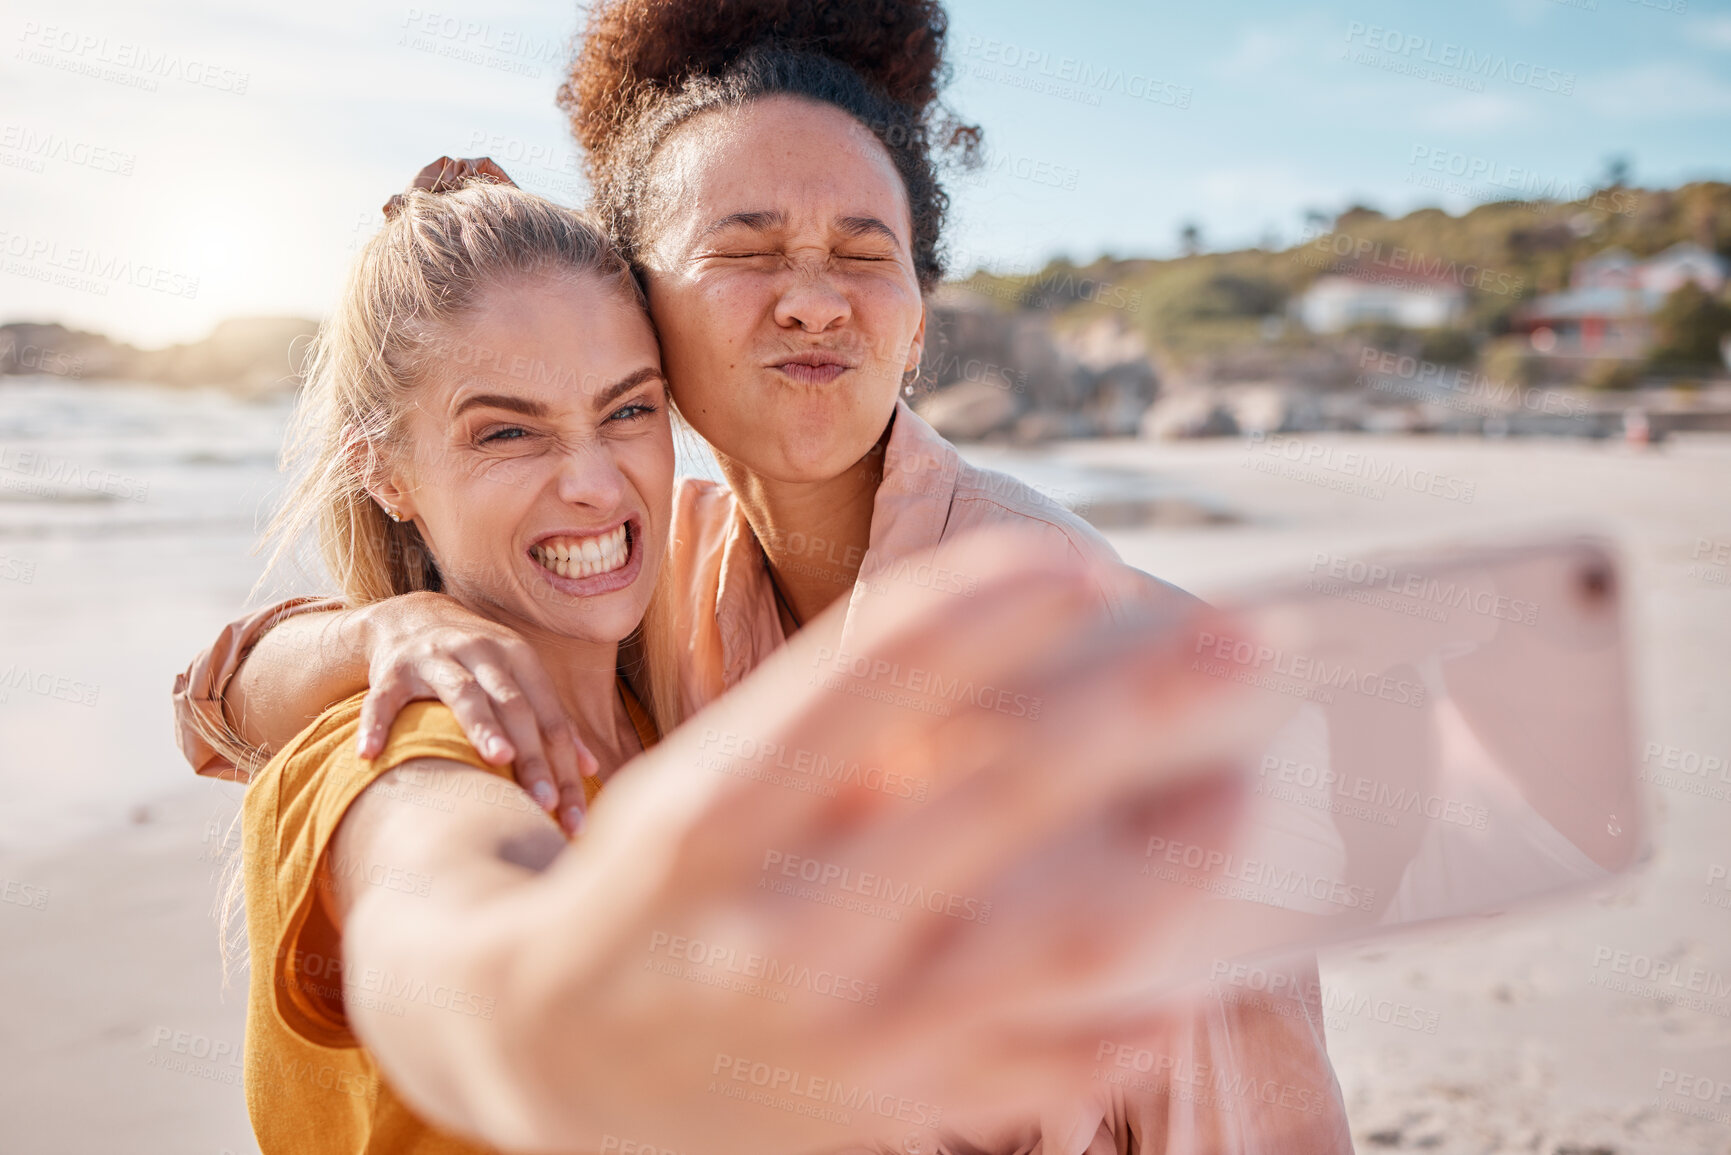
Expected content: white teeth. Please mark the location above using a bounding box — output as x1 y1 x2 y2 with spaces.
531 524 630 580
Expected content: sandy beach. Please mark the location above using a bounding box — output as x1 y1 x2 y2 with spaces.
2 380 1729 1153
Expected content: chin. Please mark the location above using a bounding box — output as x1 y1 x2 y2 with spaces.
534 597 647 648
764 447 861 485
776 423 888 481
563 612 643 648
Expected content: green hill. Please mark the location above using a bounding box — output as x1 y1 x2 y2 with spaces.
950 181 1731 380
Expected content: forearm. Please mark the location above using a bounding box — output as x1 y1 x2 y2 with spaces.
334 760 844 1155
226 608 372 753
334 764 613 1150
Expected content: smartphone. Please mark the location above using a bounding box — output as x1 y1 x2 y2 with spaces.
1122 535 1646 989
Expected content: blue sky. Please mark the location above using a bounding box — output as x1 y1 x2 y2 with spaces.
2 0 1727 345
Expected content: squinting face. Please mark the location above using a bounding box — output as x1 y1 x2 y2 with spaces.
638 95 927 483
378 273 674 648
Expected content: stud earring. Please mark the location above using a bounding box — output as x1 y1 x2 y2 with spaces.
383 505 402 523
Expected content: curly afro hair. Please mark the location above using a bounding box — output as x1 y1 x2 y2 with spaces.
556 0 980 291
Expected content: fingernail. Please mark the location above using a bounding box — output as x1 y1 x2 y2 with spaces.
563 807 586 836
530 781 557 810
487 736 511 761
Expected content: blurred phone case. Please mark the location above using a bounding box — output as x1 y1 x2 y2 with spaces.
1120 534 1646 994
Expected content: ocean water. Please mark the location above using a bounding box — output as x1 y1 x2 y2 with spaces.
0 380 299 848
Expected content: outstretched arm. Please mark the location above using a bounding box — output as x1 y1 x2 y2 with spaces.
322 757 570 1140
314 533 1310 1155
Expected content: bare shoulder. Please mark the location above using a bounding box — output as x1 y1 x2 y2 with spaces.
325 758 557 924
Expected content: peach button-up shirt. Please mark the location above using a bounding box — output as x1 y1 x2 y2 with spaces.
171 401 1349 1155
661 401 1169 717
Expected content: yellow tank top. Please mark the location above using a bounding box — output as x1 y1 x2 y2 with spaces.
241 682 653 1153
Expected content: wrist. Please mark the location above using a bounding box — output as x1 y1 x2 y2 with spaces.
354 590 444 652
344 600 389 670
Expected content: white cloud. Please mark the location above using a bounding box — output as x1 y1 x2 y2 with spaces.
1217 28 1294 78
1696 16 1731 50
1579 62 1731 118
1413 92 1539 133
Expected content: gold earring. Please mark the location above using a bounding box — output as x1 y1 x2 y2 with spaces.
383 505 402 523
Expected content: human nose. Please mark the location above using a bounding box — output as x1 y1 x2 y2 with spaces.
773 264 852 333
552 440 628 512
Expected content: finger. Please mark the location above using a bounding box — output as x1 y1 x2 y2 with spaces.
689 553 1105 846
470 661 561 818
778 610 1291 1003
357 671 429 759
550 727 593 836
844 607 1245 896
530 716 593 836
434 670 517 767
606 548 1105 930
740 775 1246 1117
496 642 595 811
897 771 1248 1032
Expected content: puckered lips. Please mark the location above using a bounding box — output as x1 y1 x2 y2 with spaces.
768 348 858 386
526 515 642 596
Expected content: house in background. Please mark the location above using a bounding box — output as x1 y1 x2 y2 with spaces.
1514 242 1730 358
1297 265 1467 333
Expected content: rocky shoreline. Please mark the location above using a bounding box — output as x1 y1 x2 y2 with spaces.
0 318 318 396
8 307 1731 444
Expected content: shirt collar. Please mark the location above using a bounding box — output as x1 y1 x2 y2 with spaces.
864 399 961 561
713 399 963 685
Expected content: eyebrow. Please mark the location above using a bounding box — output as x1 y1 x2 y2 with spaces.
835 215 902 247
699 211 903 248
590 366 665 410
699 210 784 240
451 392 549 419
450 367 662 420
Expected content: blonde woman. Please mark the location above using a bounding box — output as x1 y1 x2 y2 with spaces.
233 181 677 1151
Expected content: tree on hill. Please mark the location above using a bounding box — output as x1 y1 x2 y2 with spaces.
1647 283 1731 372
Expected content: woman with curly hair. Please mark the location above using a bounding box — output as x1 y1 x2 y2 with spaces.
178 2 1351 1151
